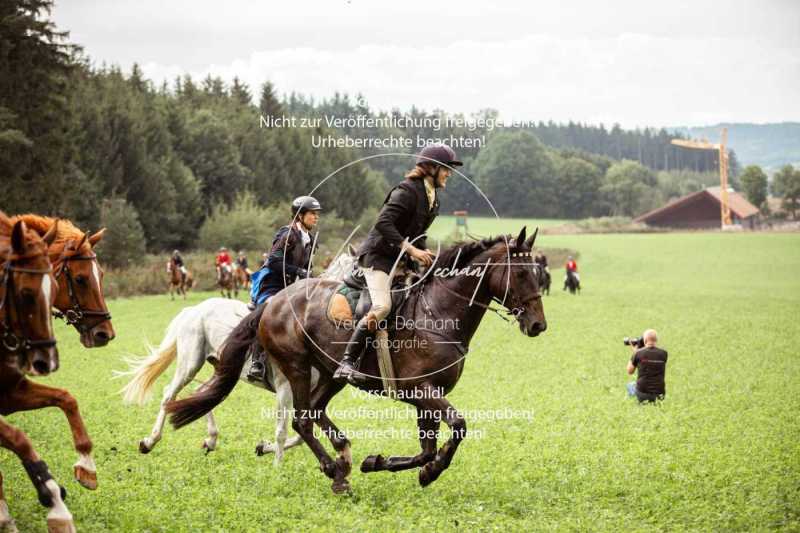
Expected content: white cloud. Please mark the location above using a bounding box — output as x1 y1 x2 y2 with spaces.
139 33 800 128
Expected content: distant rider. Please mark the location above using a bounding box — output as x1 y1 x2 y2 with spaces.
215 247 232 283
171 249 187 282
564 255 579 291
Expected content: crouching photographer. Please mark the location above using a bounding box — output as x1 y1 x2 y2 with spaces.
625 329 667 403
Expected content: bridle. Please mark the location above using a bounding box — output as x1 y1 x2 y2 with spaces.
0 257 57 354
420 243 541 324
51 250 112 333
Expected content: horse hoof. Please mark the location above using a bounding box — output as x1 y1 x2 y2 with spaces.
418 463 440 487
331 479 351 495
138 441 152 454
74 465 97 490
255 442 271 456
47 518 76 533
360 454 384 473
202 442 215 454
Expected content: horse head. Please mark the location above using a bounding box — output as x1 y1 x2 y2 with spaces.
51 227 115 348
0 218 59 375
487 227 547 337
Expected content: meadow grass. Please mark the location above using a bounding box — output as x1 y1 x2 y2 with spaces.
3 231 799 531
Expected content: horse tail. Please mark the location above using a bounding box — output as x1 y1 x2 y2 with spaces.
166 307 261 429
117 309 188 405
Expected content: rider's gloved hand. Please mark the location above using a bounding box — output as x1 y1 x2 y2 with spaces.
296 268 309 279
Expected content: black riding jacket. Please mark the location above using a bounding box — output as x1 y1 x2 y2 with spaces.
261 224 314 292
358 177 439 274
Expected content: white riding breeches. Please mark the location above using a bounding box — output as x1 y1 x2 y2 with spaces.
363 267 392 323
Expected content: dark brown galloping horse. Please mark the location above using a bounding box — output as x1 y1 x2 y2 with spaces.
0 213 77 532
167 257 193 300
168 227 547 494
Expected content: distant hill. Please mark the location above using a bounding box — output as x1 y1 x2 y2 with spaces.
670 123 800 173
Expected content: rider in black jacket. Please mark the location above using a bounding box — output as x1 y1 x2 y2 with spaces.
247 196 321 381
333 144 462 384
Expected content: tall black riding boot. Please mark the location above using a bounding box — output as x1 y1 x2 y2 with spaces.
333 317 372 385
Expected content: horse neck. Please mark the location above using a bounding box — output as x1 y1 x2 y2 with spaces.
419 249 499 346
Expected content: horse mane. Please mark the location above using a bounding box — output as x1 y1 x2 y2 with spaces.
433 235 510 270
12 214 88 258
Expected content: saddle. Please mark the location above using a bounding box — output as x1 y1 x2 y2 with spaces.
327 266 416 327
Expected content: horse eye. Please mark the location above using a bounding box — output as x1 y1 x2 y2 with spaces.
75 275 88 285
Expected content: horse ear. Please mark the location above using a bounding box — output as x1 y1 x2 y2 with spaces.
525 227 538 249
76 232 89 250
42 219 58 246
514 226 527 248
88 228 106 247
11 220 27 254
348 244 357 257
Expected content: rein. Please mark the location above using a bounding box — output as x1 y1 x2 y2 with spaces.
52 251 112 333
418 244 539 324
0 260 57 353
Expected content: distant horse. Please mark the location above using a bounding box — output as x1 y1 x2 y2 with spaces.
167 228 547 494
217 264 236 299
234 262 251 291
167 258 193 300
0 213 76 533
536 264 551 296
565 270 580 295
119 250 356 463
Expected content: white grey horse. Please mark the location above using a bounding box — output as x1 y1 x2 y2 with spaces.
118 248 356 465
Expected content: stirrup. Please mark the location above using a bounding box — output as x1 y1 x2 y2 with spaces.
247 361 266 382
334 359 367 385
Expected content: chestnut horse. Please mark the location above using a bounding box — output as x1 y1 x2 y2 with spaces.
0 213 77 533
234 263 250 291
167 258 193 300
14 215 114 347
168 227 547 494
217 265 236 299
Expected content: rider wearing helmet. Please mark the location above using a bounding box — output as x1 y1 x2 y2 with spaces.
247 196 322 380
171 249 187 281
333 144 461 385
236 250 251 276
564 255 579 290
215 247 232 283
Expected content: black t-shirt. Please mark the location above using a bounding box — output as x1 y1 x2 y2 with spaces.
632 346 668 395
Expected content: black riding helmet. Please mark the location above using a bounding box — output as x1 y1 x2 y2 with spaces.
416 144 463 168
291 196 322 217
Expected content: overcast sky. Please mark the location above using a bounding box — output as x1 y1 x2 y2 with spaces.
53 0 800 128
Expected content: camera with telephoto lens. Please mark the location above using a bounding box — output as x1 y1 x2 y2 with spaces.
623 336 644 349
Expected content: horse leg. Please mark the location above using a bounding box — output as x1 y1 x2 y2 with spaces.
417 395 467 487
0 416 74 533
287 366 349 493
202 412 219 453
139 339 205 454
306 377 351 477
255 360 295 465
5 379 97 491
361 403 439 474
0 472 17 533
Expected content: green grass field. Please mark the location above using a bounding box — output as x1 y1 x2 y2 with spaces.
4 231 800 531
428 215 569 241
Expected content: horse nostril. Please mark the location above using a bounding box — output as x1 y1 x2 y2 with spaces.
32 358 50 375
95 330 109 341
